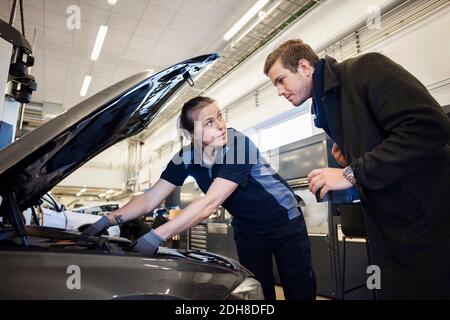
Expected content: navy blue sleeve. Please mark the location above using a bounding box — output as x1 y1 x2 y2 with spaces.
160 152 189 186
215 133 259 188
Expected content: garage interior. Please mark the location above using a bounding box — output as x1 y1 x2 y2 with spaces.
0 0 449 300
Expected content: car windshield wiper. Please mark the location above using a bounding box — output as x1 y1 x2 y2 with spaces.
154 248 237 270
50 234 113 251
155 246 186 258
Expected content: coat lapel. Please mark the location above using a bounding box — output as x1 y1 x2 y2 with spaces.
321 56 345 153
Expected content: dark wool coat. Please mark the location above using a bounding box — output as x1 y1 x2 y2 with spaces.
320 53 450 299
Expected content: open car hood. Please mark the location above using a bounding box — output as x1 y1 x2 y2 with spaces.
0 54 219 211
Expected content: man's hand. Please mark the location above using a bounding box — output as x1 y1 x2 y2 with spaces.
331 143 347 167
79 216 110 237
133 229 165 256
307 168 353 199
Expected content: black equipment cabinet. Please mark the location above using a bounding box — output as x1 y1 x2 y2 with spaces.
270 133 372 299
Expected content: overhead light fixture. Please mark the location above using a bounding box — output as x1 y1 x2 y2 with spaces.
80 75 92 97
80 188 87 193
91 25 108 61
107 0 118 6
223 0 270 41
43 113 58 120
76 192 82 197
234 0 283 45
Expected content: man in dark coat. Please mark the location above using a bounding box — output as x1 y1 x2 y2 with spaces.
264 39 450 299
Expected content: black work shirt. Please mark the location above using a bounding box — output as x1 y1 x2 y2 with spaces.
160 128 301 227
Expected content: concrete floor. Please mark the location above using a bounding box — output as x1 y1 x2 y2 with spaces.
275 285 285 300
275 286 330 300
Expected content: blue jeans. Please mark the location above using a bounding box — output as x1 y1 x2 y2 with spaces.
233 213 316 300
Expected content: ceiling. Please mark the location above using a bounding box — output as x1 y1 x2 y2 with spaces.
0 0 258 110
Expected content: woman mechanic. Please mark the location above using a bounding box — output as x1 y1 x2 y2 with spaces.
82 96 316 300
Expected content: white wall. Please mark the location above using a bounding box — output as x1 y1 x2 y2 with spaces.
58 140 128 189
0 39 20 144
367 5 450 106
0 39 12 118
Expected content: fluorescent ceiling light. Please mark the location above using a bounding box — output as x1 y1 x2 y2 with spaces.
43 113 58 120
107 0 118 5
91 25 108 61
223 0 270 41
80 75 92 97
234 0 283 44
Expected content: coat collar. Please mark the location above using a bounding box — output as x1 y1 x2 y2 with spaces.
323 55 340 94
319 56 345 156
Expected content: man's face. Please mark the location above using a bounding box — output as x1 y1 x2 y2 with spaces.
190 102 228 149
267 57 314 107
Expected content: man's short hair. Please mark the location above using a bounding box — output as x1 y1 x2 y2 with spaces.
264 39 319 75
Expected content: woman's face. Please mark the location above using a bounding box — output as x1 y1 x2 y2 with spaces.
190 102 227 148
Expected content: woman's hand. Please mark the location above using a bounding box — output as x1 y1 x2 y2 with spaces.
132 229 164 255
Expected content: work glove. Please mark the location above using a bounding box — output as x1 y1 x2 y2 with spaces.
132 229 164 256
80 216 111 237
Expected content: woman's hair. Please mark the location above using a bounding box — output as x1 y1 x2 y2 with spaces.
178 96 216 145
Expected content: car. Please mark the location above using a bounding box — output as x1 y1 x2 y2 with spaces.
22 193 121 237
0 54 264 300
72 202 121 216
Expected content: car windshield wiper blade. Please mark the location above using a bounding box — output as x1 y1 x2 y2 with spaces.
154 248 236 269
69 234 114 250
156 246 186 258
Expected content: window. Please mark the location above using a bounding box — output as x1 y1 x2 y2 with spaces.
259 113 313 151
246 131 260 148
